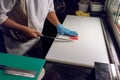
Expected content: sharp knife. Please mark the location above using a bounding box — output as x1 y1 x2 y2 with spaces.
41 35 73 41
0 65 36 78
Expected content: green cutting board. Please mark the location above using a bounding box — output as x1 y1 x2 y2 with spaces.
0 53 46 80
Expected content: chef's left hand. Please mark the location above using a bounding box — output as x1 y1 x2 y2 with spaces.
57 24 78 36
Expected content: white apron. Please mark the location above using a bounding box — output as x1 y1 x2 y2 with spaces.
3 0 54 55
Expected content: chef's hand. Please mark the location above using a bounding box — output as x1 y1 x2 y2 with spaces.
22 27 41 39
57 24 78 36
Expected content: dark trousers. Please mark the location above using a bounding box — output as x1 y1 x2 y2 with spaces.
0 32 7 53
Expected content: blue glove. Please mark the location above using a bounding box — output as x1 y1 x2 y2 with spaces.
57 24 78 36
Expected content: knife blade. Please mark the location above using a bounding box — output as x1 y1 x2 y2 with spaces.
41 35 73 41
0 65 36 78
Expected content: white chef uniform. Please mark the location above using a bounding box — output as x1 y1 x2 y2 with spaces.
0 0 54 55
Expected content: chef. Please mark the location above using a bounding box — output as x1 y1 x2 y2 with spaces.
0 0 78 55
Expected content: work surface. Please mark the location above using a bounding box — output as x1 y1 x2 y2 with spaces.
46 15 109 67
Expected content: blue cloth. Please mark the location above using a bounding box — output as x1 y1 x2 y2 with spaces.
57 24 78 36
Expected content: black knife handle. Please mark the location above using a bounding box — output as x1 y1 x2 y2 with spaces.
0 65 6 70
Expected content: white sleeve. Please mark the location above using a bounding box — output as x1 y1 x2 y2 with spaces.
0 0 17 24
48 0 54 12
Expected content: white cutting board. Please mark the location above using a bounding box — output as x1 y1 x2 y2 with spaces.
46 15 109 67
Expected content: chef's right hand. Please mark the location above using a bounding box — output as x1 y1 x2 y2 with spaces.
22 27 41 39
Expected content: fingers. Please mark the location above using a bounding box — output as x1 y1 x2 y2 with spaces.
35 31 41 37
25 27 42 39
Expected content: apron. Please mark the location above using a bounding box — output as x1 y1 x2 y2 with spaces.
4 0 48 55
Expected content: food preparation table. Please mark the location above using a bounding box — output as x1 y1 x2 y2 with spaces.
46 15 109 67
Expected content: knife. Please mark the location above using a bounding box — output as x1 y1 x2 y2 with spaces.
0 65 36 78
41 35 73 41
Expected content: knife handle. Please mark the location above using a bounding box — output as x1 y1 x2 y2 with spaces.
0 65 6 70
